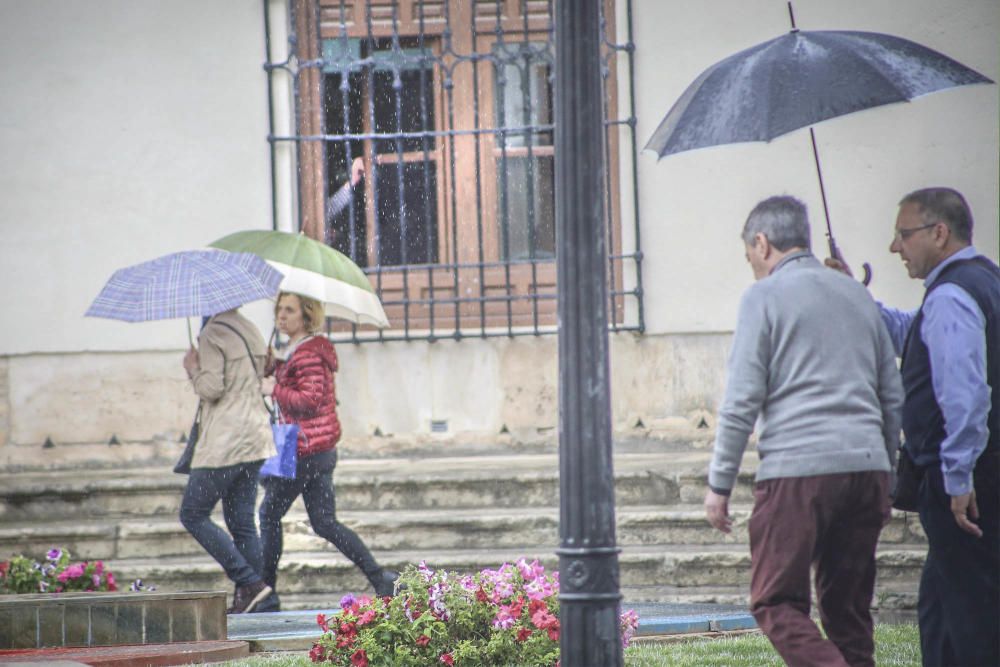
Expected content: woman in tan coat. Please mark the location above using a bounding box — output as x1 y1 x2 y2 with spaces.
180 308 274 614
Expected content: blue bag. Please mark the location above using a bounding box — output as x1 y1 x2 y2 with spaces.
260 407 299 479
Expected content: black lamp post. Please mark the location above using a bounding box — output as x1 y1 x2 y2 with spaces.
554 1 624 665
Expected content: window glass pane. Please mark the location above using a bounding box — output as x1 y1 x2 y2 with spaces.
375 161 438 266
499 156 555 261
323 71 366 265
373 67 436 153
494 43 553 148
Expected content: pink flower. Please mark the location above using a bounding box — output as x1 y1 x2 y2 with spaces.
350 648 369 667
516 558 546 582
106 572 117 591
93 561 104 575
516 626 532 642
531 608 559 630
317 613 329 632
440 653 455 666
416 634 431 647
357 609 376 626
57 563 85 582
92 574 101 588
620 608 640 648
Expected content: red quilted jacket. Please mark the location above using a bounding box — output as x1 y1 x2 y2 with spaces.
272 336 341 456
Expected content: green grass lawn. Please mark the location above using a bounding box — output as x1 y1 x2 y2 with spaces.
625 624 920 666
224 624 920 666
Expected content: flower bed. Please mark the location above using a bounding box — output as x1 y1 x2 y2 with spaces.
310 559 639 667
0 548 153 595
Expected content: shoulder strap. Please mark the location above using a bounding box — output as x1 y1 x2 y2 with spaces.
213 319 275 419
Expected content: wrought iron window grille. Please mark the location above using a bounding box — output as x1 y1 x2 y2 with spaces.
263 0 644 343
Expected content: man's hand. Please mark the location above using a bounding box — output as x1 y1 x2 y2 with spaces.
951 491 983 538
824 256 854 278
704 489 733 534
350 157 365 186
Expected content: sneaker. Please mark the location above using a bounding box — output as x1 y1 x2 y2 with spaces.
250 590 281 613
228 580 273 614
372 569 400 598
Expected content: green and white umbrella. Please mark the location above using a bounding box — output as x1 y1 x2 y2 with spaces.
209 230 389 329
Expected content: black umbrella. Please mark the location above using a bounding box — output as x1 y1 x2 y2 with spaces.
645 10 993 282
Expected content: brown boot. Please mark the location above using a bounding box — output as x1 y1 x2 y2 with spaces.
228 580 273 614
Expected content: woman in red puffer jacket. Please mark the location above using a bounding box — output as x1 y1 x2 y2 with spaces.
257 292 398 611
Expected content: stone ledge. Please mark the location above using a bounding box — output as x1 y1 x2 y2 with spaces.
0 591 226 650
0 639 249 665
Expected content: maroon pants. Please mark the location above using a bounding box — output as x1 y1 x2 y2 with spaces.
748 471 890 667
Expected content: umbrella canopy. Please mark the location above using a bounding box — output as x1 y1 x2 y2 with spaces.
85 249 284 322
209 230 390 329
645 30 993 158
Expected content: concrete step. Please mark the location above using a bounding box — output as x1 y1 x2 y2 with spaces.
0 451 749 523
0 503 926 563
104 544 925 607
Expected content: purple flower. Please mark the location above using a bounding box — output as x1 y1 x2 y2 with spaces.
339 593 357 610
38 581 49 592
428 581 451 621
92 574 102 588
620 608 640 648
459 575 477 592
46 549 62 562
491 608 516 630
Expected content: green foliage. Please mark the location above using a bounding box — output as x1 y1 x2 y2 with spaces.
308 560 639 666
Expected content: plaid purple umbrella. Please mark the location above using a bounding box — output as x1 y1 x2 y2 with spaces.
85 249 284 322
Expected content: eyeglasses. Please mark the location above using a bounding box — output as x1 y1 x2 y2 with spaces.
892 221 939 242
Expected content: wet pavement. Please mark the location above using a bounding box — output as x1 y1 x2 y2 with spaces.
226 601 757 650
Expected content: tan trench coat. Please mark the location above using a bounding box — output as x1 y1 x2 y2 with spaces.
189 310 273 469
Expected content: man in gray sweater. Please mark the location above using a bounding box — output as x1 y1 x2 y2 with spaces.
704 196 904 667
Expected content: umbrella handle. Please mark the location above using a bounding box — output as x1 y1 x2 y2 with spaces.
861 262 873 286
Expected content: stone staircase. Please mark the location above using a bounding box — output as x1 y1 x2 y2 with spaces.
0 433 926 612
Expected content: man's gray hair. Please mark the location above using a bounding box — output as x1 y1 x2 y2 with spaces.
742 196 811 252
899 187 973 243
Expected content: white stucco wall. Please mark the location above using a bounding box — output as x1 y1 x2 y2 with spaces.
0 0 274 355
0 1 996 450
629 0 999 334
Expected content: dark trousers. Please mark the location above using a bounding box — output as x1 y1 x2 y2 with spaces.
748 471 890 667
259 449 381 591
179 460 265 587
917 452 999 667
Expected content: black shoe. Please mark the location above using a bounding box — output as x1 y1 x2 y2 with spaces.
372 569 400 597
228 580 272 614
251 590 281 613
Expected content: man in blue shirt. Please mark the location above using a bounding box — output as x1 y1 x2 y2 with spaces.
830 187 999 667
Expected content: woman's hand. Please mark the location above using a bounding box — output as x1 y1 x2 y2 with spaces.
261 376 276 396
183 347 199 377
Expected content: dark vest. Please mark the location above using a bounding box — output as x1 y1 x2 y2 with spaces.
900 255 1000 466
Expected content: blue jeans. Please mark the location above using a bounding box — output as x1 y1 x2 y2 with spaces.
259 449 380 590
180 460 265 587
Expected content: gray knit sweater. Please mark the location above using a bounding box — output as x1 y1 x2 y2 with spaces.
708 252 903 493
